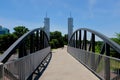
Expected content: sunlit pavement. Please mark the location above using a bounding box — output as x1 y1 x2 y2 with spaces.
39 46 99 80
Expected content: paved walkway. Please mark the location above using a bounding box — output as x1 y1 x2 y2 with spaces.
39 46 99 80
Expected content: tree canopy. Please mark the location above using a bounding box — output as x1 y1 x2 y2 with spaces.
13 26 29 38
0 34 17 53
111 33 120 45
110 33 120 58
50 31 65 48
0 26 29 53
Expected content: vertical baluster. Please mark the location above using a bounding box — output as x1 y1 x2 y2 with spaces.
39 30 41 50
76 31 78 48
43 31 45 48
92 33 95 52
38 30 40 50
104 43 110 80
72 36 74 47
91 33 95 70
36 30 39 51
73 33 75 48
19 42 25 58
84 30 87 50
24 41 27 56
40 30 44 49
30 33 34 53
83 30 87 64
79 30 81 49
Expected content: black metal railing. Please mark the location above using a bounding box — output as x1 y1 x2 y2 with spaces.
0 28 51 80
68 28 120 80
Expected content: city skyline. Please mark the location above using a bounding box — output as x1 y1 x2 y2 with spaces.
0 0 120 38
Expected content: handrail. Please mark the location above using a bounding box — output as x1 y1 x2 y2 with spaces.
0 28 49 63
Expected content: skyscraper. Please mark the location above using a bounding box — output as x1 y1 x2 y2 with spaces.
44 15 50 40
68 17 73 41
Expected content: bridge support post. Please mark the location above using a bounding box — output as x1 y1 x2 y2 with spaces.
76 31 78 48
36 30 39 51
0 63 4 80
43 32 45 48
30 33 34 53
105 43 110 80
84 30 87 50
79 30 81 49
72 35 75 47
40 31 44 49
91 33 95 70
19 42 26 58
84 30 87 64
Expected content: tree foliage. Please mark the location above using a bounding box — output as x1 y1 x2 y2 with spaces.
110 33 120 58
0 34 17 53
63 34 68 45
50 31 64 48
111 33 120 45
13 26 29 38
0 26 29 54
95 41 103 53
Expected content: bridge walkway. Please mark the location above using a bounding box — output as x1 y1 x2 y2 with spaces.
39 46 100 80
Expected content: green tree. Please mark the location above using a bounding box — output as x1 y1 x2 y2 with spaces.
0 26 29 53
50 31 64 48
111 33 120 45
63 34 68 45
50 39 59 48
50 31 62 40
49 41 55 49
0 34 17 53
111 33 120 58
95 41 103 53
13 26 29 38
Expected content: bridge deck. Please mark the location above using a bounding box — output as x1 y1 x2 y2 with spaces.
39 46 99 80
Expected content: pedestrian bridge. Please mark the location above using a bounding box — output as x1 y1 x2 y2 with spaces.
40 46 99 80
0 28 120 80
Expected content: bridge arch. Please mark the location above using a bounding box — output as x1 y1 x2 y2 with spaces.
0 28 50 63
68 28 120 80
0 28 51 80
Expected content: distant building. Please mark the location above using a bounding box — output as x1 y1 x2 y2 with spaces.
44 15 50 40
68 17 74 41
0 25 9 35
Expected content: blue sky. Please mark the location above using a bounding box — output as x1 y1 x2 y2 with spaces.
0 0 120 38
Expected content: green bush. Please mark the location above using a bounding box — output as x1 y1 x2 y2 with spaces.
49 41 55 49
50 31 64 49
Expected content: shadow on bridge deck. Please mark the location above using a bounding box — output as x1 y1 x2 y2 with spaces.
39 46 100 80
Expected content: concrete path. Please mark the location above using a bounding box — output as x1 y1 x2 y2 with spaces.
39 46 99 80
